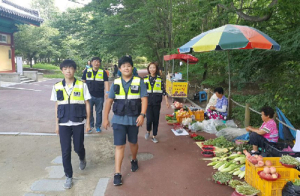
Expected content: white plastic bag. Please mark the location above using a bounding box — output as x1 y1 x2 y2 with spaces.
225 120 238 128
202 119 217 134
216 128 248 141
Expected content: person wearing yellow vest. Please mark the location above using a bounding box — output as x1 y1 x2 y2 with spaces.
82 57 109 133
144 62 170 143
103 55 148 186
50 60 91 189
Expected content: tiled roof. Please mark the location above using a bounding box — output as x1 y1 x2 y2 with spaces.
0 0 43 25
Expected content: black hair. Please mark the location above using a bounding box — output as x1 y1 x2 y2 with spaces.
60 59 77 70
260 106 275 118
214 87 224 94
91 57 102 63
118 55 133 68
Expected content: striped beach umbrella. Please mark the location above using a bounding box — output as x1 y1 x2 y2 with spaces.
179 24 280 53
178 24 280 99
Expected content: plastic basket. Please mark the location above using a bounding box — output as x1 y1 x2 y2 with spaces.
264 142 300 157
245 157 285 188
245 158 300 196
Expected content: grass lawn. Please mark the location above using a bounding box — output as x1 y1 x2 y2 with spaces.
23 63 60 71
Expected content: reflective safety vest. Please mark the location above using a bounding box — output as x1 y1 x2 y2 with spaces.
144 75 163 105
85 68 104 92
55 79 86 123
113 77 141 116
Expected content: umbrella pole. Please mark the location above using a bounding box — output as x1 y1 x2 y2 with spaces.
172 59 174 75
227 50 232 119
227 50 231 97
187 59 189 81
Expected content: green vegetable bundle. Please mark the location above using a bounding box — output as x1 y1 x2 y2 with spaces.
280 155 300 166
229 180 247 189
203 136 234 148
212 172 232 184
193 135 205 141
235 184 260 195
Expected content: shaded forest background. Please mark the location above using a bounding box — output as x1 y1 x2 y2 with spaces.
14 0 300 127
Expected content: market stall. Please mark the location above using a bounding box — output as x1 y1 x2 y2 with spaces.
163 54 198 102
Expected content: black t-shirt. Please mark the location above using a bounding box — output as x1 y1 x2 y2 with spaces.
82 69 108 98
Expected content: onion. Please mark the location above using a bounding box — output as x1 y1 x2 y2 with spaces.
270 167 277 174
258 160 264 167
272 173 278 179
264 166 271 174
265 160 272 166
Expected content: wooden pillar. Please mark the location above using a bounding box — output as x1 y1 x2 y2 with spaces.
11 33 16 72
206 88 211 104
244 103 250 127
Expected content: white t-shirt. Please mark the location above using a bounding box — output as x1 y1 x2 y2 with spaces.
50 82 91 126
205 93 218 112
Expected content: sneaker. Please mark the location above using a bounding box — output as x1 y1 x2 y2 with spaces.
63 177 73 189
88 127 93 134
131 159 138 172
145 132 150 140
152 137 158 143
113 173 122 186
96 127 102 133
79 158 86 170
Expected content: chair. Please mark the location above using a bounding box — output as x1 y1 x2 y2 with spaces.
199 91 207 102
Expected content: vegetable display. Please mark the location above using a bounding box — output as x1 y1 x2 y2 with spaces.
235 184 260 195
280 155 300 166
203 136 235 148
212 172 232 184
193 135 205 141
228 180 246 189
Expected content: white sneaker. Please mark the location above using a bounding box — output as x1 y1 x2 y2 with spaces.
152 137 158 143
145 132 150 140
63 177 73 189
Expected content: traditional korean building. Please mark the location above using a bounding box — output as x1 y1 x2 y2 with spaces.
0 0 43 73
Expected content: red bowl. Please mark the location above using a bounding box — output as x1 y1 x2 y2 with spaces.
258 171 281 181
280 162 296 168
202 146 215 151
203 144 214 147
201 151 215 157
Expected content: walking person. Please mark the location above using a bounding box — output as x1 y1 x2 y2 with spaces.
82 60 91 73
103 55 148 186
144 62 170 143
113 64 118 77
82 57 109 133
50 60 91 189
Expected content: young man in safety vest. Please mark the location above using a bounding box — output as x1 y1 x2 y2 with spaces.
103 55 148 186
82 57 109 133
51 60 91 189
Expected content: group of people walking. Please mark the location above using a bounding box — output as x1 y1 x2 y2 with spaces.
51 55 169 188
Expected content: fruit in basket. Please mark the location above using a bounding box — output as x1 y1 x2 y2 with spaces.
174 101 183 108
270 167 277 174
263 167 270 174
265 160 272 166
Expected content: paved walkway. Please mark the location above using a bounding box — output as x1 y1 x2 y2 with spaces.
0 70 234 195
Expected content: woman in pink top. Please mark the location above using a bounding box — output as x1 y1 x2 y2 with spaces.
246 106 278 155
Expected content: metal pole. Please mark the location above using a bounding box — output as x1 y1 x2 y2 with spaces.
187 59 189 81
172 59 174 75
227 50 231 97
227 50 231 118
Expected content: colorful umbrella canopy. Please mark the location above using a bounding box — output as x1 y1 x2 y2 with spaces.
163 54 199 64
178 24 280 53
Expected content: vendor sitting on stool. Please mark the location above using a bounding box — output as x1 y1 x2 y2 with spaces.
246 106 278 155
207 87 228 120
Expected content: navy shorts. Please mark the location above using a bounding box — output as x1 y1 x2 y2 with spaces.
112 124 139 145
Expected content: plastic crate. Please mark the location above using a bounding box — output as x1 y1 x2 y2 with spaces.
245 158 300 196
245 158 282 188
264 142 300 157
